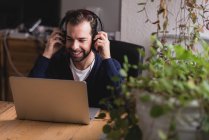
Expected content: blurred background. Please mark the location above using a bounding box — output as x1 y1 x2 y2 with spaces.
0 0 121 40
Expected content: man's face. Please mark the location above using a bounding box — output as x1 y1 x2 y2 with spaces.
65 21 93 62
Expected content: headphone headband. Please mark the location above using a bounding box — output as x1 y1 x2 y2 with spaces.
59 9 104 34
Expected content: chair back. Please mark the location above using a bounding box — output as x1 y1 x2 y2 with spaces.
110 40 145 77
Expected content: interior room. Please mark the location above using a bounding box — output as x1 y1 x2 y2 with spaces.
0 0 209 140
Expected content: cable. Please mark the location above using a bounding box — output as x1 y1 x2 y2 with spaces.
3 30 25 77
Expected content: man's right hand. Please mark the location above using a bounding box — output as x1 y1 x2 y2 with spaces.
43 28 65 59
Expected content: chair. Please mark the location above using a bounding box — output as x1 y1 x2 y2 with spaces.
110 40 145 77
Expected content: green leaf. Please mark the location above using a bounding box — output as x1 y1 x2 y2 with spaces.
103 124 112 134
150 35 157 43
140 94 151 102
110 110 120 119
95 112 106 119
156 40 163 49
120 69 128 77
131 65 138 69
124 55 129 63
125 125 143 140
119 118 129 128
158 129 167 140
108 130 122 140
200 39 209 57
138 48 145 57
150 105 166 118
114 98 125 106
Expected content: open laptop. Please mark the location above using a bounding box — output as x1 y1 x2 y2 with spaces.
9 76 100 125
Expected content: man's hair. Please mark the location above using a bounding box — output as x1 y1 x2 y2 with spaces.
60 9 103 36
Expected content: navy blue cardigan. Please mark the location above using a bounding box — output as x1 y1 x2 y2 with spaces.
29 49 123 107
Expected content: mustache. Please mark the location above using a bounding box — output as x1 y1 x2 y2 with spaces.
65 48 81 52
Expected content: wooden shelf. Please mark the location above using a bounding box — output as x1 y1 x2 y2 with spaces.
0 36 44 101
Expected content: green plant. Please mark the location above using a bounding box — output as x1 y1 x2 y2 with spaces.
100 55 143 140
101 0 209 140
138 0 209 48
138 35 209 139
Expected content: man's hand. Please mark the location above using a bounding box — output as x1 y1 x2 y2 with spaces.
43 28 65 59
94 31 111 59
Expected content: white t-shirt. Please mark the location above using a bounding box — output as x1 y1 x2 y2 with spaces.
70 59 95 81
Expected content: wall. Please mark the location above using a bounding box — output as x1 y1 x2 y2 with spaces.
0 0 60 29
61 0 121 32
121 0 178 57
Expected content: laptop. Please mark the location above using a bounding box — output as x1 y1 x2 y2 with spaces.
9 76 100 125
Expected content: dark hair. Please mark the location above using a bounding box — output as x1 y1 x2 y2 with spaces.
59 9 103 36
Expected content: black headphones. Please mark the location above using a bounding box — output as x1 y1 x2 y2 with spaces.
59 9 104 48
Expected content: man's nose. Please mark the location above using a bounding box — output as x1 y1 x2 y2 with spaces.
71 40 79 50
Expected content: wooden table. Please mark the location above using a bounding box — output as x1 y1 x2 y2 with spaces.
0 101 108 140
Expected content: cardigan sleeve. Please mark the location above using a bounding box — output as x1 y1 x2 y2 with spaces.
101 58 124 88
29 55 50 78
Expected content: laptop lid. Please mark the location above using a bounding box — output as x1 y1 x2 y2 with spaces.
9 76 97 125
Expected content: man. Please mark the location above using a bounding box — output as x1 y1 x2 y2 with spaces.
29 9 123 107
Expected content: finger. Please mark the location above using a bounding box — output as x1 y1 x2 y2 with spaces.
54 40 64 48
51 31 60 37
94 40 105 49
97 31 108 37
52 27 62 33
100 34 108 40
48 34 65 44
95 32 108 40
94 34 107 41
53 34 65 41
94 40 100 50
96 39 104 44
51 33 64 39
98 32 108 40
50 30 63 37
47 35 64 47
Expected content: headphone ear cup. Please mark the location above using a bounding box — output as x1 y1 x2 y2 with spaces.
91 31 98 50
91 35 95 50
59 15 67 44
62 31 66 44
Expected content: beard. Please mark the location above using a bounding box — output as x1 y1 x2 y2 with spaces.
66 48 91 62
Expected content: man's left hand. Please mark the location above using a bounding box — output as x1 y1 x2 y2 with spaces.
94 31 111 59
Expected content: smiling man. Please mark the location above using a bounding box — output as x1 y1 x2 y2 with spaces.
29 9 123 107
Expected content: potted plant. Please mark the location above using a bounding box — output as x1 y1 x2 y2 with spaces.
136 35 209 140
100 0 209 140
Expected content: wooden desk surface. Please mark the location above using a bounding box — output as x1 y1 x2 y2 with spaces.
0 101 108 140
